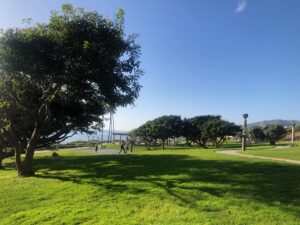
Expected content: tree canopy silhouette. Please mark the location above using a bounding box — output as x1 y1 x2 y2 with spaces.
0 4 143 176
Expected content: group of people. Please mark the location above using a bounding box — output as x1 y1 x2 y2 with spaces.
119 139 132 154
93 139 133 154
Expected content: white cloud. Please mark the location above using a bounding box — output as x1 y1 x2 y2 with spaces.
235 0 247 13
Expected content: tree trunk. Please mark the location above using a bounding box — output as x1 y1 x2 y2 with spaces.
0 147 3 169
200 141 208 149
162 139 165 150
186 140 192 147
197 137 207 149
21 147 35 176
0 158 3 169
215 138 225 149
21 112 44 176
14 146 23 176
130 140 134 152
146 140 150 150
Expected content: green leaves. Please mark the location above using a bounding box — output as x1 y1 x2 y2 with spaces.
249 126 266 143
133 115 241 149
61 3 74 15
263 125 287 145
183 115 241 148
0 4 142 148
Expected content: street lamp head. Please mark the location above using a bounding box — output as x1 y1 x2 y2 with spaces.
243 113 249 119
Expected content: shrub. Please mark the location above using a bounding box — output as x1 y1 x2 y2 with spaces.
52 152 60 157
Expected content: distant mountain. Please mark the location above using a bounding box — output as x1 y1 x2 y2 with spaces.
249 120 300 127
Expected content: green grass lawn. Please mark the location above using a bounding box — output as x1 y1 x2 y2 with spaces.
1 148 300 225
237 141 300 161
220 143 277 151
241 146 300 161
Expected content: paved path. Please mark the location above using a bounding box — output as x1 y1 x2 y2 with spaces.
216 150 300 165
73 148 121 155
275 145 290 149
35 147 123 155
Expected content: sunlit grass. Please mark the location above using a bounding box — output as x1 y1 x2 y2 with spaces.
241 144 300 161
1 148 300 224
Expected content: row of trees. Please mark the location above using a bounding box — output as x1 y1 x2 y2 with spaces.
249 125 287 145
0 5 142 176
131 115 241 149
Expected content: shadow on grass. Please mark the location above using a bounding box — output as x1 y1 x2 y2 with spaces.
7 153 300 217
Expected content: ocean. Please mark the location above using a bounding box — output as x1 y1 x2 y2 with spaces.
63 130 129 143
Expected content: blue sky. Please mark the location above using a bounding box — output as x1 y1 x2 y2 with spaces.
1 0 300 131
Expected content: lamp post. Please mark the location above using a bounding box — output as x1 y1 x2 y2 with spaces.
292 123 296 144
242 113 248 151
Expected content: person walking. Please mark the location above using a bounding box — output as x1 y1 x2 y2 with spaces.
119 140 126 154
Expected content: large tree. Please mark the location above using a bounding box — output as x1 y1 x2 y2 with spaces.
202 118 241 148
182 115 240 148
181 118 199 146
133 115 240 149
183 115 218 148
131 121 156 150
132 115 183 150
150 115 183 149
249 126 266 143
263 125 286 145
0 4 142 176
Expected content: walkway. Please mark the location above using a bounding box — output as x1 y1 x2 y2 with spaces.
73 148 120 155
216 150 300 165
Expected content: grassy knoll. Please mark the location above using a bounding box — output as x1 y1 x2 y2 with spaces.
1 149 300 225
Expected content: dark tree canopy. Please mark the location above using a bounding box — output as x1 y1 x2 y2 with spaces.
249 126 266 143
0 4 142 176
130 121 155 149
182 116 207 148
182 115 240 148
202 118 241 148
133 115 240 149
263 125 286 145
150 115 183 149
132 115 183 150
